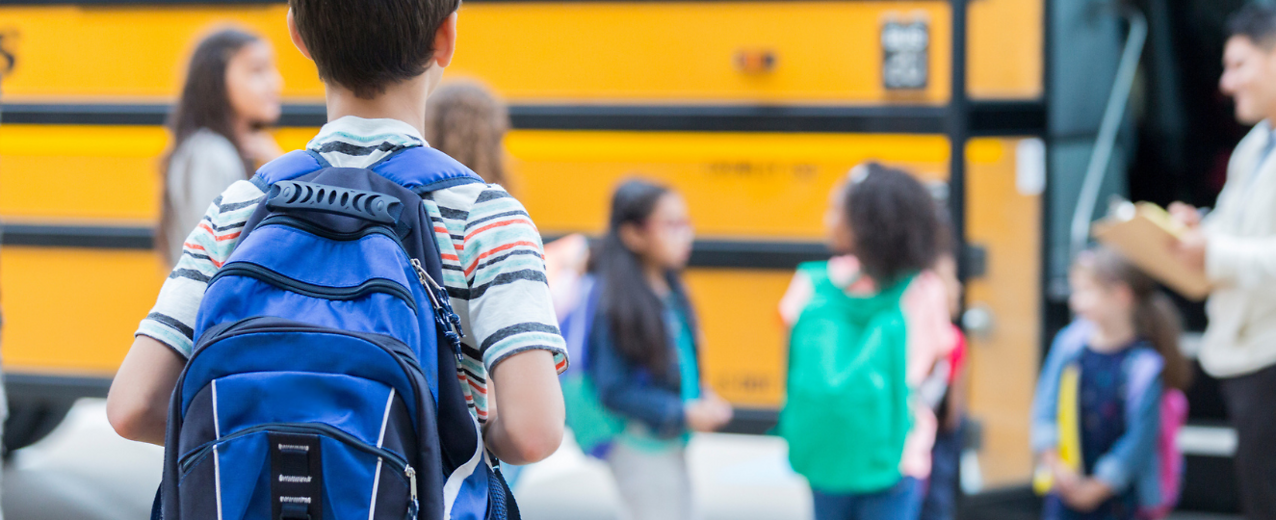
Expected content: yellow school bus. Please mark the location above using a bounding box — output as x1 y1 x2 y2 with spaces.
6 0 1208 514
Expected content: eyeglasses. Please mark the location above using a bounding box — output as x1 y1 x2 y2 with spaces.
648 218 694 238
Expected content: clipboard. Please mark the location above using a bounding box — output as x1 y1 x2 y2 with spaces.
1091 201 1211 301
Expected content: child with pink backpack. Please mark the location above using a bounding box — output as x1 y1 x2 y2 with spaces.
1030 247 1192 520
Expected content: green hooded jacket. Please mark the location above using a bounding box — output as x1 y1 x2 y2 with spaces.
778 261 913 493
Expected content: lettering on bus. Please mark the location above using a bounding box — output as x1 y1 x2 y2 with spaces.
713 372 780 401
0 30 16 76
704 162 818 179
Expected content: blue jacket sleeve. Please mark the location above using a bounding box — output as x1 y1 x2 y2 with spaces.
1092 350 1164 493
588 312 686 438
1031 321 1090 454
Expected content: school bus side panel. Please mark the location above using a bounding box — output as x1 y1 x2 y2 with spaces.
964 137 1043 487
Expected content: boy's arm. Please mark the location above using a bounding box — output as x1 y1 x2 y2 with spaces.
108 181 264 444
483 350 564 464
106 336 185 444
459 186 568 463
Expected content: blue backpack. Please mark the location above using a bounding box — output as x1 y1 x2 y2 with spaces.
159 147 518 520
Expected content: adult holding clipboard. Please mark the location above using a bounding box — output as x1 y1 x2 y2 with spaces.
1168 6 1276 519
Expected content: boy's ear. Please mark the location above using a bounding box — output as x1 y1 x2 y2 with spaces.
432 12 459 68
287 9 313 61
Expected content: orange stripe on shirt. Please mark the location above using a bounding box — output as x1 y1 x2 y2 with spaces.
182 243 225 268
463 218 533 242
463 240 541 276
198 223 242 242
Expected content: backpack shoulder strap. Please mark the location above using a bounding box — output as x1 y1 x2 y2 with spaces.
250 150 328 191
371 146 485 194
250 147 484 194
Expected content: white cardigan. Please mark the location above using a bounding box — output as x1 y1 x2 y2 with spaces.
1202 121 1276 378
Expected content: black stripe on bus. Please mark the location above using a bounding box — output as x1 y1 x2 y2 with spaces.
0 223 154 249
4 372 113 400
1 224 830 269
1 101 1046 135
719 407 779 435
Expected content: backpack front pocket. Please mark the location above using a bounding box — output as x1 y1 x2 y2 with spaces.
178 423 416 520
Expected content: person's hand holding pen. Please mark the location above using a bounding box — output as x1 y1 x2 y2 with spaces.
1169 202 1208 273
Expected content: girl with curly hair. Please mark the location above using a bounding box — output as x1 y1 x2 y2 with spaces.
778 163 948 520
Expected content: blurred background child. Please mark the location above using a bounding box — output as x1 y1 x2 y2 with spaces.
920 212 969 520
159 28 282 266
424 80 510 186
1031 247 1193 520
779 163 941 520
588 179 734 520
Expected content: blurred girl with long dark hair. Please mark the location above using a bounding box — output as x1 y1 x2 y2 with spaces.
588 179 734 520
159 28 282 265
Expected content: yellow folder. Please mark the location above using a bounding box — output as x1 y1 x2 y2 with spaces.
1033 364 1083 495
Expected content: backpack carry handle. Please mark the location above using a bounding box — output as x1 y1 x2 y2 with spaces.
267 180 403 225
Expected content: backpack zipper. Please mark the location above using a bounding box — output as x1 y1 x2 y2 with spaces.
209 263 418 315
189 317 431 395
186 317 433 413
178 421 420 517
405 465 418 519
258 215 407 251
178 422 411 475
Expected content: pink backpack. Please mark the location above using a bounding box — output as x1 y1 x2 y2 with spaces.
1139 389 1188 520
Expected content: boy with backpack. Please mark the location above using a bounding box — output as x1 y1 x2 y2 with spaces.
106 2 567 519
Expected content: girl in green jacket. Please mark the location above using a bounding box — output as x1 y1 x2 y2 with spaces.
779 163 941 520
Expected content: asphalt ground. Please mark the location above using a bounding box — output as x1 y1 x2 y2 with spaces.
0 399 1242 520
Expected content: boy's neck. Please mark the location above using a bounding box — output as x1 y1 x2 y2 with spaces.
324 75 431 136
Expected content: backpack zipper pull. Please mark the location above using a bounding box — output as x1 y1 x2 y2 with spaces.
410 258 465 364
410 259 438 305
405 465 419 519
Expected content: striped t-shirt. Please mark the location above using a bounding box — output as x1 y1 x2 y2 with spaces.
136 116 568 423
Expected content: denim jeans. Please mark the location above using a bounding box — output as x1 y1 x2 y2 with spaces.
811 477 923 520
920 419 965 520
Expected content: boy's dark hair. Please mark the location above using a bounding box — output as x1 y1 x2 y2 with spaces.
1228 3 1276 48
290 0 460 99
843 163 940 285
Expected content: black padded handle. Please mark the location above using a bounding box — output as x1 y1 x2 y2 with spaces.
266 180 403 225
